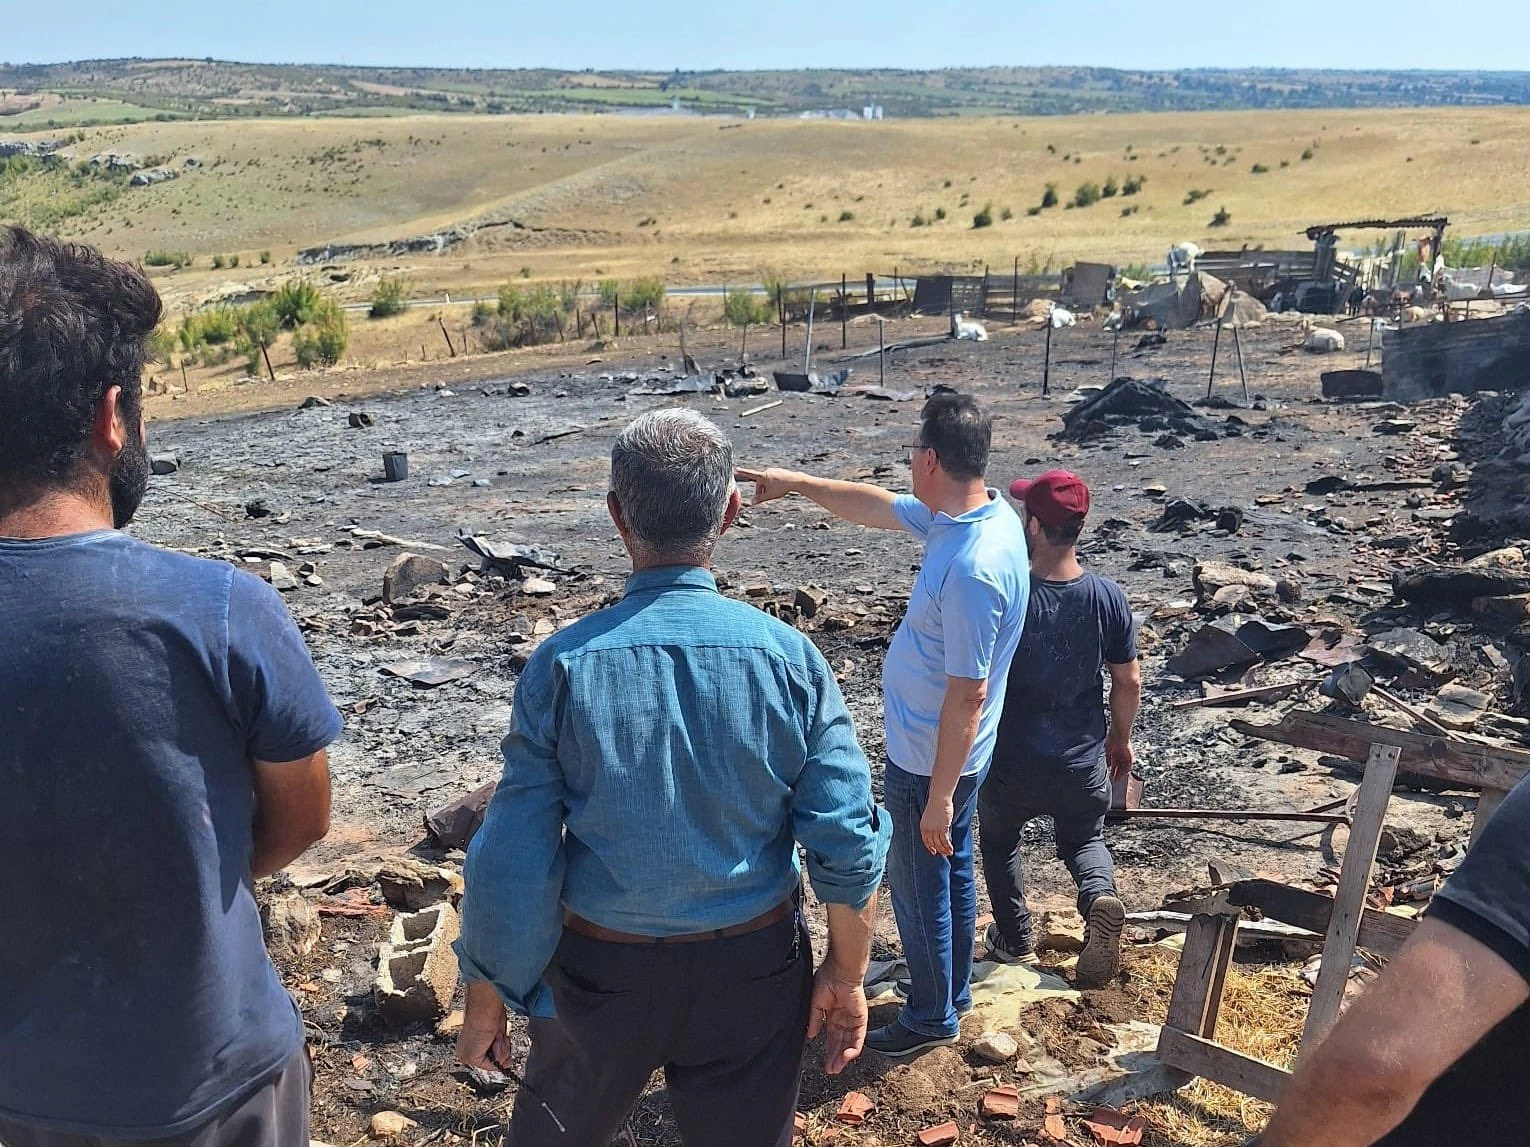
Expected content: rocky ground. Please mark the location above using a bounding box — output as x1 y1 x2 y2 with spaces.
134 313 1529 1145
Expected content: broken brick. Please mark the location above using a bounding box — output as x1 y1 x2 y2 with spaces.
836 1092 875 1125
1082 1106 1146 1146
793 1112 807 1139
980 1086 1020 1120
917 1121 959 1146
1043 1096 1068 1141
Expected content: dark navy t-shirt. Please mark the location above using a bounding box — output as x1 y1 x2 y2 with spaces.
991 572 1136 772
0 531 342 1137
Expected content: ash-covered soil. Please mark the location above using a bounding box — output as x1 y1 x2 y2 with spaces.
133 315 1517 1144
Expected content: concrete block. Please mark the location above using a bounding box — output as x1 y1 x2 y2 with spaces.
375 902 460 1027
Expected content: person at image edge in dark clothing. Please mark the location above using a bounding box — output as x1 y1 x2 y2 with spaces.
979 470 1141 988
1253 771 1530 1147
0 228 342 1146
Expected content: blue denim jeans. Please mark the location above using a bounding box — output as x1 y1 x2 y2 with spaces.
884 763 982 1038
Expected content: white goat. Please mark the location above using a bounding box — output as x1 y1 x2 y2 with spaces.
951 312 988 341
1167 242 1203 274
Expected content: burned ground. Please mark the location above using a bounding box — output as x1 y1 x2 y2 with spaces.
134 314 1521 1144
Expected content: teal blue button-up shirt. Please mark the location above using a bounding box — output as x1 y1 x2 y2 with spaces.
456 565 890 1016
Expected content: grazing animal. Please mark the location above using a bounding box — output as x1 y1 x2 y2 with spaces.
951 312 988 341
1167 242 1203 274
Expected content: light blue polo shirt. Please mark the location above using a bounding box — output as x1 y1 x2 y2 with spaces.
882 491 1030 778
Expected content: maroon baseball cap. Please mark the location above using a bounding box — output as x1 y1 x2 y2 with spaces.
1009 470 1090 527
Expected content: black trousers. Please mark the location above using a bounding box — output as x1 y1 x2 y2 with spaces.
0 1045 310 1147
508 916 813 1147
978 761 1118 950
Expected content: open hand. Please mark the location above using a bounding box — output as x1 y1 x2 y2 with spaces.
808 966 869 1074
920 795 954 857
1105 733 1135 781
734 466 802 506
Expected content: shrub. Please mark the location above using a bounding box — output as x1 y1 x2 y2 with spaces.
972 203 993 229
235 301 281 373
369 276 408 319
472 300 497 322
1210 206 1232 227
624 276 665 312
1026 205 1043 217
1001 207 1014 221
1251 163 1270 174
1301 148 1314 161
179 307 238 350
838 210 854 222
934 207 947 221
725 289 772 327
211 255 226 270
1120 204 1140 217
1072 182 1102 209
1040 183 1059 209
259 250 272 264
271 280 324 328
911 212 928 227
230 255 240 268
145 249 192 269
1102 175 1119 198
1122 174 1146 195
1183 188 1213 205
597 279 620 306
292 301 348 368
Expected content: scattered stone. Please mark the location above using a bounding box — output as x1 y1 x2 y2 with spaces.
245 498 273 519
1037 909 1086 953
268 562 299 592
299 395 333 409
1367 627 1452 680
1193 561 1277 600
261 892 320 961
971 1031 1020 1064
794 585 829 619
368 1111 417 1140
1373 418 1417 436
375 903 461 1027
150 453 180 475
522 576 556 596
1215 506 1244 533
1426 683 1493 731
349 411 375 429
382 553 449 605
377 857 463 911
435 1009 465 1038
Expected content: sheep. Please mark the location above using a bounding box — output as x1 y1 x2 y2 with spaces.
1167 241 1203 274
1300 318 1345 353
951 312 988 341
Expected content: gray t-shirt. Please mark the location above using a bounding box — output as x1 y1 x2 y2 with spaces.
0 531 342 1136
991 572 1136 773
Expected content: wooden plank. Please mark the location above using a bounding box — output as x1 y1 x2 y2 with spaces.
1225 879 1415 959
1156 1028 1290 1104
1162 915 1238 1040
1231 710 1530 793
1469 787 1509 849
1301 742 1401 1049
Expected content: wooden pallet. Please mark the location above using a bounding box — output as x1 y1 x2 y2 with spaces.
1084 711 1530 1108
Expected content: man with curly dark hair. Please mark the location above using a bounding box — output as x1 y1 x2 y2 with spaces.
0 228 341 1146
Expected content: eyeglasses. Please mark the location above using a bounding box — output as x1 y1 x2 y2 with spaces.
901 442 932 464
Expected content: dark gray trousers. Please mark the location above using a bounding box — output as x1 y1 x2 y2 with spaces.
978 761 1118 951
507 915 813 1147
0 1045 310 1147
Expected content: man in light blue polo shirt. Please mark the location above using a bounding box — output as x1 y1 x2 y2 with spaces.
739 391 1029 1056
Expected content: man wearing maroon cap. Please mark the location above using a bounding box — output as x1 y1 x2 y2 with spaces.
980 470 1141 988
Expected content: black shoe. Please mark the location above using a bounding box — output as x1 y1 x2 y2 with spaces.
865 1019 959 1058
1076 895 1125 988
983 922 1040 967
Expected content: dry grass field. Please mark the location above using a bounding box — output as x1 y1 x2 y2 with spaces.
19 105 1530 299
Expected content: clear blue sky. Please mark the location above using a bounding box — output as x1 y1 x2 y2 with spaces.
6 0 1530 72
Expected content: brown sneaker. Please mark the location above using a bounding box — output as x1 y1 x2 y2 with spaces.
1076 895 1125 988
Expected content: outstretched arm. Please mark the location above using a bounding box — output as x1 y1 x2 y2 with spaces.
736 467 905 532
